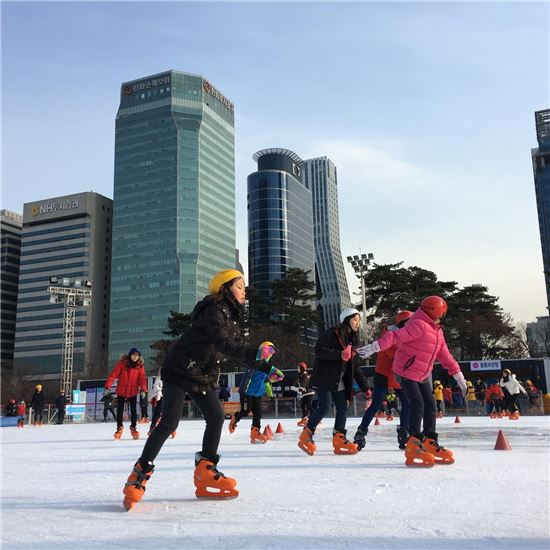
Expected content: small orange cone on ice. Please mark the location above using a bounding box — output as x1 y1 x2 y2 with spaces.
276 422 284 434
454 416 461 424
494 430 512 450
374 417 381 426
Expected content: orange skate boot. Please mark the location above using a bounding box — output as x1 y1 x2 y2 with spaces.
509 410 520 420
250 426 267 444
228 415 238 434
193 453 239 499
170 431 177 438
297 417 308 427
332 430 359 455
423 434 455 465
114 426 124 440
404 436 435 467
122 460 155 510
130 426 140 440
298 426 317 456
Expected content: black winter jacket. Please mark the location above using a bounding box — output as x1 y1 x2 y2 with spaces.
29 390 45 411
310 327 368 401
54 395 67 410
162 293 256 394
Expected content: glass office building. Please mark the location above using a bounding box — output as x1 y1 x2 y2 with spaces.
532 109 550 312
13 193 112 378
1 209 22 369
304 157 352 330
110 71 236 364
248 149 315 322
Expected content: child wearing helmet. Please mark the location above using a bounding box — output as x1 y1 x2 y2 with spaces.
29 384 45 427
121 269 260 509
298 308 368 456
357 296 467 467
353 310 413 451
228 342 283 443
296 362 315 426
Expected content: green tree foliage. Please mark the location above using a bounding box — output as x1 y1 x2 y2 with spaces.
363 263 526 360
149 310 191 372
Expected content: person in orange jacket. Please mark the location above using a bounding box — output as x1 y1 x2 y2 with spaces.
105 347 148 440
485 380 504 417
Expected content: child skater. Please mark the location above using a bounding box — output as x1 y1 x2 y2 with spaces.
17 400 26 428
298 308 368 456
354 310 412 451
357 296 467 467
121 269 259 509
296 362 315 427
228 341 284 443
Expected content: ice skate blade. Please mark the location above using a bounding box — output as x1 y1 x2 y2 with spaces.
298 442 316 456
250 439 267 444
195 490 239 500
333 447 358 455
123 497 137 511
405 459 435 468
433 458 455 465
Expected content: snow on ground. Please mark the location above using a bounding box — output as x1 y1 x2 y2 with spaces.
2 415 549 549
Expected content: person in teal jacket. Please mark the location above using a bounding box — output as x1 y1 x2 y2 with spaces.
228 341 283 443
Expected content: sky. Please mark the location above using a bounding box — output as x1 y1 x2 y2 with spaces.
2 1 549 324
2 416 550 548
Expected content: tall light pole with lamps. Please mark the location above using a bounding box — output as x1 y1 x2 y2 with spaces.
47 277 92 396
346 253 374 340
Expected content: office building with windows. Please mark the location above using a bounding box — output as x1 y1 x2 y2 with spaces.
109 71 236 364
532 109 550 312
304 157 352 330
247 148 315 323
1 209 23 369
13 193 112 378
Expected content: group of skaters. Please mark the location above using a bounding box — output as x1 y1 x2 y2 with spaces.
4 384 69 427
106 268 474 511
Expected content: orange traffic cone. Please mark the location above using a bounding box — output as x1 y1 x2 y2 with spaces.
494 430 512 450
454 416 461 424
275 422 284 434
267 425 274 439
374 417 381 426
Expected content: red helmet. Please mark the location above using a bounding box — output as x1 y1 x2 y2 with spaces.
298 362 308 371
395 310 413 324
420 296 447 320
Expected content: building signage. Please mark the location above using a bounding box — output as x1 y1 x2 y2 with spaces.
203 79 234 113
31 199 79 217
123 75 171 96
470 360 502 371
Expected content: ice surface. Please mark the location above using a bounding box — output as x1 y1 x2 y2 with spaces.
2 415 549 549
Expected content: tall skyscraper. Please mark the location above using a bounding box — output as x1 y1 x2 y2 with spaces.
304 157 352 329
532 108 550 312
1 209 22 369
248 148 315 321
13 193 112 378
110 71 236 364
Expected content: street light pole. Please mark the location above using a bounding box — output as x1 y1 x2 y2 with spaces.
346 252 375 340
47 277 92 396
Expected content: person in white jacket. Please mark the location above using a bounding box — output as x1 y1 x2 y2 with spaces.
499 369 527 419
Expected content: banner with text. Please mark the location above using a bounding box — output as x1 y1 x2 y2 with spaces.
470 360 502 371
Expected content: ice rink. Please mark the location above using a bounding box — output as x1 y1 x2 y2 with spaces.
2 415 549 549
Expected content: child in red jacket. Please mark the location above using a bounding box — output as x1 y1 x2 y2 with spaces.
105 347 148 440
17 400 26 428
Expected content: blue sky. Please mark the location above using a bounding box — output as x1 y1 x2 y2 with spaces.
2 1 549 323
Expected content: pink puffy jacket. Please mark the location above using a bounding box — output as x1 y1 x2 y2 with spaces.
376 308 460 383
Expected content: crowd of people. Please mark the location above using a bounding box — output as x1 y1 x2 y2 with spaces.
2 268 546 510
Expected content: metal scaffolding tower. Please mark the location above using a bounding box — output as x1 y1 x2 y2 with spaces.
47 279 92 395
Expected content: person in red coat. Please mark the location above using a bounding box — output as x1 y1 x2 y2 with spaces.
105 347 147 439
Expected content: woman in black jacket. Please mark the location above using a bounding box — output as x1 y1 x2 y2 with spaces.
298 308 368 456
122 269 257 510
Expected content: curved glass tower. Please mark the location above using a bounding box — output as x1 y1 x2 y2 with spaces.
247 149 315 322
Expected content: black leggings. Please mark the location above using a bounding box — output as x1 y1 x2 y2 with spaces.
117 396 137 428
234 395 263 429
301 394 313 418
139 383 224 464
399 378 436 438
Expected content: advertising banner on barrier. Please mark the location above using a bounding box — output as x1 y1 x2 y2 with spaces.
470 360 502 371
